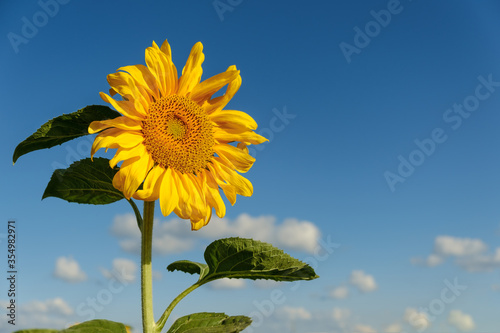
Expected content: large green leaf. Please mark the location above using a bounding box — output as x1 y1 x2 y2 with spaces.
166 260 209 279
61 320 128 333
13 320 128 333
13 105 120 164
167 312 251 333
42 157 124 205
167 238 318 284
13 330 59 333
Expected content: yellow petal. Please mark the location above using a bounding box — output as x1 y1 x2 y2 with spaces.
237 142 249 153
88 116 142 134
159 168 179 216
160 39 172 58
213 127 268 145
210 110 258 131
203 66 241 114
172 170 192 218
133 165 165 201
119 64 159 101
186 174 206 217
117 153 154 199
200 171 226 218
91 128 143 157
159 39 179 89
207 162 237 205
177 42 204 96
109 145 145 168
214 144 255 173
100 92 146 121
190 69 240 104
145 47 177 97
107 71 151 108
191 207 212 230
212 158 253 197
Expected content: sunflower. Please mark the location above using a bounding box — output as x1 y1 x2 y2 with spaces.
89 39 266 230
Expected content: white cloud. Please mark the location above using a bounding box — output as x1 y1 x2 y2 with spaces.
434 236 487 256
349 270 377 293
276 306 312 320
110 213 141 238
404 307 430 331
101 258 137 283
53 256 87 283
332 307 351 328
253 279 282 289
353 324 376 333
384 323 402 333
448 310 475 332
330 285 349 299
22 297 73 316
276 218 321 253
111 213 321 255
410 253 444 267
455 247 500 272
412 235 500 272
0 298 74 330
426 253 444 266
202 214 321 254
209 278 246 289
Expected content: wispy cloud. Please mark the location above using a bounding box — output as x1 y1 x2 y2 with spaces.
330 285 349 299
101 258 137 283
0 298 74 330
349 270 377 293
53 256 87 283
110 213 322 255
276 306 312 320
208 278 246 290
404 307 430 331
411 235 500 272
448 310 475 332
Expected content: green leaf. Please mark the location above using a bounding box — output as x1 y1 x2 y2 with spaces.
167 238 319 284
167 312 251 333
13 320 129 333
13 105 120 164
62 320 128 333
167 260 209 279
13 330 59 333
42 157 124 205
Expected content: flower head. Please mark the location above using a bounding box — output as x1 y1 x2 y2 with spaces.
89 39 266 230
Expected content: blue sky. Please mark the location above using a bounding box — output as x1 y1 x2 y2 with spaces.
1 0 500 332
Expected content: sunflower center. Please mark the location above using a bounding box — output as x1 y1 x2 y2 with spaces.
166 117 187 140
142 95 214 174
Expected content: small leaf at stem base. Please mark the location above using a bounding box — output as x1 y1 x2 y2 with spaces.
167 312 251 333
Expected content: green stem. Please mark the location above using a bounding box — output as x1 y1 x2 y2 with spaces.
155 283 202 332
127 198 143 231
142 201 156 333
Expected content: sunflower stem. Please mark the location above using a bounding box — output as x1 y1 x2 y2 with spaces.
141 201 155 333
155 283 202 332
128 198 143 231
